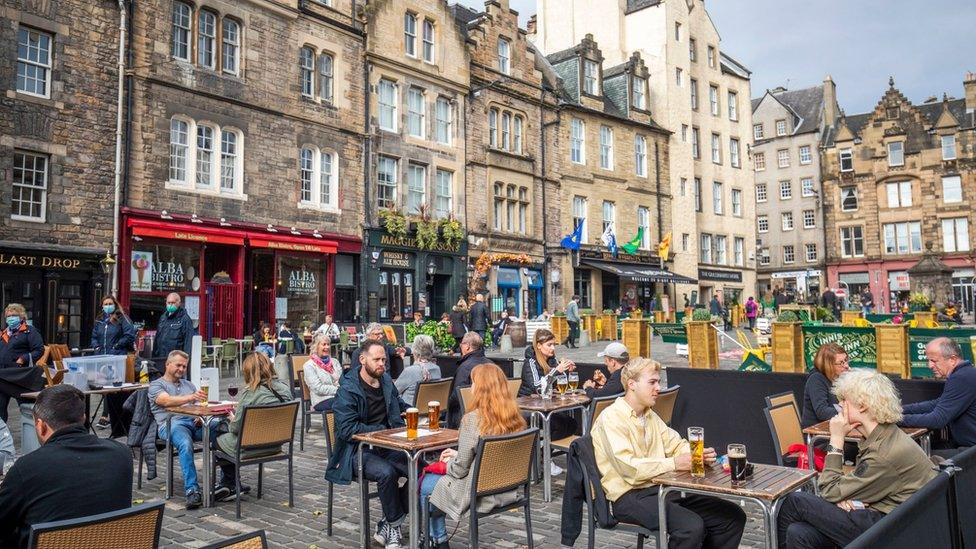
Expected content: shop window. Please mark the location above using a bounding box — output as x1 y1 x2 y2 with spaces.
574 269 591 308
277 255 327 328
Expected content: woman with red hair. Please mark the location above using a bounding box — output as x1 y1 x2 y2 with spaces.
419 362 527 549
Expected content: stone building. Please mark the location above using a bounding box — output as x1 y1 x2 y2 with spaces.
751 79 838 302
119 0 366 337
532 0 757 310
363 0 469 322
822 75 976 313
452 0 552 319
0 0 120 347
541 35 674 313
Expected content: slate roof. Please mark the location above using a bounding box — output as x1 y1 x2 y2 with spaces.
625 0 662 14
719 52 751 79
450 3 481 36
822 98 974 147
760 85 825 136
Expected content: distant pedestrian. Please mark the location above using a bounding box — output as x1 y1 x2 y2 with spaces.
860 288 874 316
564 295 581 348
745 297 758 330
468 294 491 342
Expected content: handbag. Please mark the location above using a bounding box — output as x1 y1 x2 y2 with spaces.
786 443 825 471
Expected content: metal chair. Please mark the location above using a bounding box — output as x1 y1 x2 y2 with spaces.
765 391 798 411
28 501 164 549
423 428 539 548
413 377 453 414
211 400 300 518
764 402 805 466
507 378 522 399
296 370 328 451
552 392 622 453
219 340 239 377
322 411 379 538
200 530 268 549
288 355 312 449
651 384 680 425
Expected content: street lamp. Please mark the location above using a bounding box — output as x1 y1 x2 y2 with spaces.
426 259 436 277
100 252 117 294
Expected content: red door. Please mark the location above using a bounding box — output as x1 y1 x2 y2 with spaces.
207 283 243 339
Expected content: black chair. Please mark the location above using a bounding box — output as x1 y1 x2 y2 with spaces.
322 411 379 538
211 400 300 518
28 501 165 548
572 435 659 549
423 428 539 548
946 445 976 547
846 469 956 549
200 530 268 548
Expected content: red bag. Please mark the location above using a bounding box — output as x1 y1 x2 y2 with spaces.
786 443 826 472
423 461 447 475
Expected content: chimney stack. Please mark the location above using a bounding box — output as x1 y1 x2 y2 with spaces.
965 72 976 114
526 14 537 37
822 74 839 128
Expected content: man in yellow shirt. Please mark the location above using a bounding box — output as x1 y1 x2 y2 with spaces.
590 358 746 548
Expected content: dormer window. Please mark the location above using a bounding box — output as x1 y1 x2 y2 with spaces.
631 76 646 110
583 59 599 96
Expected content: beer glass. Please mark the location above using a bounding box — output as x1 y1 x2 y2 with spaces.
728 444 748 485
568 372 580 394
199 379 210 406
406 407 419 440
688 426 705 478
556 375 569 397
427 401 441 432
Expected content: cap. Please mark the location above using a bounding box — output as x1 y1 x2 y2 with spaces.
598 342 629 359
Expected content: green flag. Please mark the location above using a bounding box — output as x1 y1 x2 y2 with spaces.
621 227 644 255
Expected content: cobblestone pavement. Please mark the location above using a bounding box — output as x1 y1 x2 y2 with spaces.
9 334 771 548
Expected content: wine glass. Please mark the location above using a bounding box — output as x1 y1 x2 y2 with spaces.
227 385 239 399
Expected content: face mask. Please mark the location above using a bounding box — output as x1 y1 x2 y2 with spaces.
5 316 21 330
166 304 178 314
103 305 116 315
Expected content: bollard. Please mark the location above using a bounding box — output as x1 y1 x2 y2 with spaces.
579 329 591 347
499 334 513 353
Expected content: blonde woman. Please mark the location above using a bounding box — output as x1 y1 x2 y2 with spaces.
303 332 342 412
777 369 937 547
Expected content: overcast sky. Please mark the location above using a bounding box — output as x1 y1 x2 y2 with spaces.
456 0 976 114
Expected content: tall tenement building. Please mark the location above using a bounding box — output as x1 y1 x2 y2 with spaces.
821 75 976 312
532 0 757 310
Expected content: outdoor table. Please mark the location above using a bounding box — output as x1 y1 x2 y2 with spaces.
164 403 234 508
516 392 591 502
653 463 817 548
802 420 930 491
353 427 459 549
22 382 149 434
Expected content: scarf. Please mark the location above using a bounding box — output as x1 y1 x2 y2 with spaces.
1 323 28 344
310 354 335 375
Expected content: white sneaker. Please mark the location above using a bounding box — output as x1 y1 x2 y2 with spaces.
550 462 563 476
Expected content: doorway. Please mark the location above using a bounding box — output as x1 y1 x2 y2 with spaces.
430 274 451 320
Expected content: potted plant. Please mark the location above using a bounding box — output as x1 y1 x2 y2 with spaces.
771 310 804 373
686 308 718 369
909 292 936 326
600 308 618 340
439 216 465 252
378 208 407 239
551 310 568 343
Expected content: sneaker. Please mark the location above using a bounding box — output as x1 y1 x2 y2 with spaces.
185 490 202 510
385 524 404 549
373 520 389 546
95 417 110 430
212 485 231 502
550 462 564 476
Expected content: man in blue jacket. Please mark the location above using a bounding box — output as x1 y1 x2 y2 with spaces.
326 339 409 549
901 337 976 457
0 303 44 422
151 293 195 376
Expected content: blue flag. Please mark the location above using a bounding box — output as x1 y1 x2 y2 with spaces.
601 223 618 257
560 221 584 251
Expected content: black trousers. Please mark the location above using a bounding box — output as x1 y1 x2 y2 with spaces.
776 491 884 549
566 321 580 346
613 487 746 549
355 447 410 526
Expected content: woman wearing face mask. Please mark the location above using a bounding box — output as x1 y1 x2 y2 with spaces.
302 332 342 412
0 303 45 423
91 296 137 435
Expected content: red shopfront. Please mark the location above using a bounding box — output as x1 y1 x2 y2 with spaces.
119 213 357 340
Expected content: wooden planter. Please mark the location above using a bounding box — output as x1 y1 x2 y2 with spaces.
913 311 936 326
550 316 568 343
621 319 652 358
686 321 719 369
841 310 862 326
875 324 910 379
653 311 666 323
600 314 618 340
771 322 805 373
581 314 599 342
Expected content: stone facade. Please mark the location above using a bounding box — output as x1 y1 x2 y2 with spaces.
822 75 976 313
752 80 836 302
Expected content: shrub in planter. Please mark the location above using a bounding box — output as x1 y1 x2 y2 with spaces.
776 310 800 323
691 308 712 322
378 209 407 239
814 306 836 323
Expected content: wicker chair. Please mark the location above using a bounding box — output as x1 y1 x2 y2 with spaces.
200 530 268 549
764 402 804 466
423 428 539 548
765 391 798 411
651 385 680 425
211 400 300 518
27 501 165 549
322 411 379 537
296 371 329 451
552 392 622 453
413 378 452 420
288 355 311 450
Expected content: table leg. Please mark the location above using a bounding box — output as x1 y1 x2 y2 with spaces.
405 450 420 549
165 415 173 500
529 413 540 484
358 443 367 549
658 486 671 549
922 433 931 456
202 416 212 508
542 411 553 502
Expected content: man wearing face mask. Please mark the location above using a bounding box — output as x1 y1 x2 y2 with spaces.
151 293 196 377
0 384 132 548
0 304 45 423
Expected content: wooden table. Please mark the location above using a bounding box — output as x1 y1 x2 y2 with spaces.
22 383 149 434
164 403 234 508
353 427 459 549
516 393 591 502
802 420 930 490
653 463 817 548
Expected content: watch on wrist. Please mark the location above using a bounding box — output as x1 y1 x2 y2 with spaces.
827 444 843 454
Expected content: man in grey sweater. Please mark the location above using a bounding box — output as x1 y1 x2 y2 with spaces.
565 295 581 348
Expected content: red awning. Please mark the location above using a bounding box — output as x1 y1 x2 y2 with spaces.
247 233 338 254
128 219 245 246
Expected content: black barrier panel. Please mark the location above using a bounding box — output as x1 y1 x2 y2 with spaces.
950 446 976 546
847 472 955 549
434 355 514 379
665 369 945 465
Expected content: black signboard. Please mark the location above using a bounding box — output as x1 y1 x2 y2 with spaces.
698 268 743 283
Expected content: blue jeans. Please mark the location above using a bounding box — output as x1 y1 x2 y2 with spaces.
159 416 232 495
420 473 447 542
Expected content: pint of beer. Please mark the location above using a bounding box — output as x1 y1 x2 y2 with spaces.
688 426 705 478
556 375 568 396
199 379 210 406
406 407 419 439
728 444 747 485
427 401 441 432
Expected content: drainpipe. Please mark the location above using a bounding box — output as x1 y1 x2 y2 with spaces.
110 0 128 295
361 57 371 322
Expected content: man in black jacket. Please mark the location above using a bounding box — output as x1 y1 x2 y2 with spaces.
151 293 195 375
0 385 132 548
446 332 487 428
468 294 492 341
583 342 628 398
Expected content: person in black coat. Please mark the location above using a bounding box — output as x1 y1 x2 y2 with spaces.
583 342 628 399
519 329 578 456
448 305 467 352
446 332 488 428
490 310 511 349
0 303 45 423
801 343 850 429
91 295 137 437
468 294 492 341
151 293 195 373
0 385 132 548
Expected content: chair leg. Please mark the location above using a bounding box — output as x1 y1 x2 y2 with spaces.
524 501 534 549
300 412 305 452
327 481 334 537
257 463 263 498
469 513 479 549
235 467 242 519
288 456 294 508
136 448 143 490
